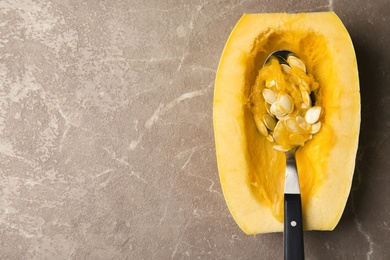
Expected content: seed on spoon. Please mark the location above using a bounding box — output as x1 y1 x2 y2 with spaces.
254 115 269 136
273 144 289 152
286 118 301 134
281 64 291 74
272 120 290 147
287 56 306 72
266 134 274 143
296 116 310 131
305 106 322 124
301 103 309 109
276 113 290 121
265 80 277 88
270 102 286 117
265 101 271 114
310 121 322 134
263 114 277 130
278 93 294 114
262 88 277 104
301 90 312 109
289 133 307 146
299 81 310 93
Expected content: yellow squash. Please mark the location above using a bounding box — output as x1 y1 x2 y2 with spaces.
213 12 360 234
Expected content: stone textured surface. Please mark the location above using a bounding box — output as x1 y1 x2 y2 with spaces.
0 0 389 259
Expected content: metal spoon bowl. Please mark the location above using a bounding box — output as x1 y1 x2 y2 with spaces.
263 50 297 67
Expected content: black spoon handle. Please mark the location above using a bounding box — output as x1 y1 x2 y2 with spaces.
284 193 304 260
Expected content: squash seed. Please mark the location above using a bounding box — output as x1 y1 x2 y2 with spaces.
265 80 277 88
272 120 287 142
278 93 294 114
265 101 271 114
254 115 269 136
273 144 289 152
266 134 274 143
285 118 301 133
301 103 309 109
296 116 310 131
270 102 286 117
299 81 310 93
305 106 322 124
289 133 307 146
263 114 277 130
287 56 306 72
276 113 290 121
301 90 312 108
262 89 277 104
281 64 291 74
311 121 322 134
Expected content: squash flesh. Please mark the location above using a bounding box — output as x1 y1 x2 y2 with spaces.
214 12 360 234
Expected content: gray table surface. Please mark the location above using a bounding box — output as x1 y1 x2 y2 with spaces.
1 1 389 259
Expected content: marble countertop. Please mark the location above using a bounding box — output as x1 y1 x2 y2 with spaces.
1 1 389 259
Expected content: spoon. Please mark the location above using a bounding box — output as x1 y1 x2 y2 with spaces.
264 50 305 260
